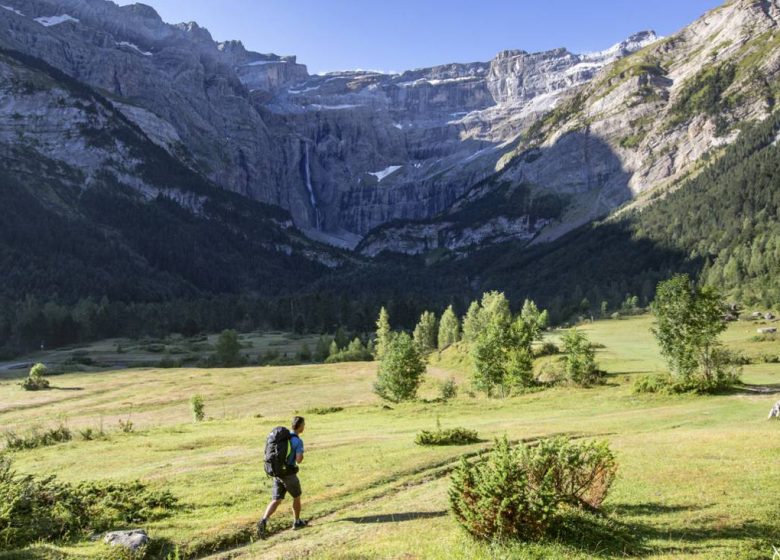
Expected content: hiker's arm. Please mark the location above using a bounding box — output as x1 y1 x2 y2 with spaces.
296 452 304 463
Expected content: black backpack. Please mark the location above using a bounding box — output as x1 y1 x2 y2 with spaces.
264 426 296 477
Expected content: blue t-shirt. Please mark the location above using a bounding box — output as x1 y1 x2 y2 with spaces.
287 434 304 466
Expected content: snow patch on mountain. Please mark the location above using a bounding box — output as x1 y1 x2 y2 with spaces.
1 4 23 16
369 165 402 182
118 41 152 56
34 14 79 26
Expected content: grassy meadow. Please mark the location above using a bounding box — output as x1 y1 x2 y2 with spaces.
1 315 779 559
0 331 322 379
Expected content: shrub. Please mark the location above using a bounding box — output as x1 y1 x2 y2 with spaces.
19 363 50 391
4 424 72 451
416 427 479 446
78 427 106 441
449 437 616 541
534 342 560 357
0 456 177 548
306 406 343 415
439 377 458 401
525 437 617 511
118 419 134 433
449 438 557 540
191 395 205 423
324 337 373 363
560 329 604 386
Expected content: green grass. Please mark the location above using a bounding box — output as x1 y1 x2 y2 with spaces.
1 315 779 559
0 331 323 379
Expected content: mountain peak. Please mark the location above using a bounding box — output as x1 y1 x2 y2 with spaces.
118 3 162 22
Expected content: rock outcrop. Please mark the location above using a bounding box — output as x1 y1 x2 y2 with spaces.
104 529 148 551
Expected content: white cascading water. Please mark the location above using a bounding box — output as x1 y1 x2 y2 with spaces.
303 142 322 230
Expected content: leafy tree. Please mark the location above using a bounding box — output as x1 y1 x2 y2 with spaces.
461 301 482 344
470 293 542 396
297 342 312 362
328 340 340 358
214 329 243 366
651 274 733 390
313 336 331 362
438 305 460 350
600 300 609 317
413 311 438 354
375 306 391 360
325 337 372 363
334 327 349 350
374 332 426 402
560 329 601 386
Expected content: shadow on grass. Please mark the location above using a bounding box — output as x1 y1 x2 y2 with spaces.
341 510 448 524
733 383 780 395
545 503 780 558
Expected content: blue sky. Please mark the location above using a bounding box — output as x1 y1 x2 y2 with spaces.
114 0 722 74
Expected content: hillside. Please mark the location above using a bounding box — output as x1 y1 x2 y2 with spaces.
1 315 778 559
1 0 780 352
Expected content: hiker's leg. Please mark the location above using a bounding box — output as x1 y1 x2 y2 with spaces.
263 499 282 520
292 496 302 521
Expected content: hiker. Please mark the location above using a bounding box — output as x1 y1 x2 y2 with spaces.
257 416 307 538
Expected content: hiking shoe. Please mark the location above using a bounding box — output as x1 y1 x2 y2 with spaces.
292 519 308 530
256 519 267 539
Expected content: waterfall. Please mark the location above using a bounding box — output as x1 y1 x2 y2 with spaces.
302 142 322 230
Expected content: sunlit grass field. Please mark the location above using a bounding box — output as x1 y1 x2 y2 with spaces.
1 315 779 559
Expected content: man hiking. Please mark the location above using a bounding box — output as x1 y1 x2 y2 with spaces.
257 416 307 538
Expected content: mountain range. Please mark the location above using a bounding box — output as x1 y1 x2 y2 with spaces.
1 0 780 347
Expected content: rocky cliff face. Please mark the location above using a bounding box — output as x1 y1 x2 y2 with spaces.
363 0 780 255
0 0 659 249
1 0 778 258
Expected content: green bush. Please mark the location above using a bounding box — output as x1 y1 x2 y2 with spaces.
306 406 343 415
19 363 50 391
415 427 478 446
439 377 458 401
560 329 604 387
0 456 177 548
4 425 72 451
325 337 373 363
534 342 560 357
449 437 616 541
118 419 134 433
190 395 205 423
633 357 741 394
78 427 106 441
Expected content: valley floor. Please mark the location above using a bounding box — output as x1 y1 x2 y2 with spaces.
1 316 779 559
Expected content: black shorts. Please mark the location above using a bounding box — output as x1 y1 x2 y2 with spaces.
272 474 302 500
